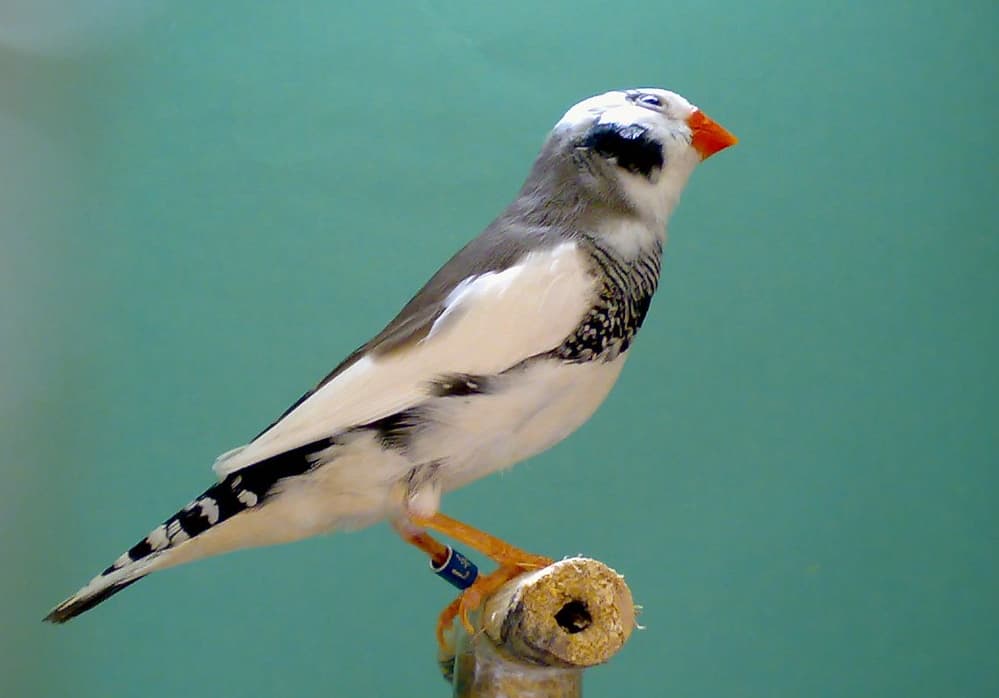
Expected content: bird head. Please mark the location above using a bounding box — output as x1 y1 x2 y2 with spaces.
546 88 737 227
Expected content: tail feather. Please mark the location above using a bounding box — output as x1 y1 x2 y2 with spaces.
44 436 334 623
45 579 142 623
44 557 161 624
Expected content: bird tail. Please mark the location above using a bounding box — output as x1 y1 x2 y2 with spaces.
44 477 260 623
45 437 338 623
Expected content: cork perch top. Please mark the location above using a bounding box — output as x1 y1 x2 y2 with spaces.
480 556 636 668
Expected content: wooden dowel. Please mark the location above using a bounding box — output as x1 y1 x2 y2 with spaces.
440 557 636 697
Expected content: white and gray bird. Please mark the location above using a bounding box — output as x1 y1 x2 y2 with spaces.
46 87 736 627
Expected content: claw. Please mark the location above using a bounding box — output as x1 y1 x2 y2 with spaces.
457 585 482 635
436 597 460 653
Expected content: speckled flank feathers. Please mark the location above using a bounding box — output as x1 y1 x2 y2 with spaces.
552 237 662 363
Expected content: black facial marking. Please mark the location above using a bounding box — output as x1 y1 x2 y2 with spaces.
580 122 664 178
429 373 491 398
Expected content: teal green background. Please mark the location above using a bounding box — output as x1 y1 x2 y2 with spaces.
2 2 997 696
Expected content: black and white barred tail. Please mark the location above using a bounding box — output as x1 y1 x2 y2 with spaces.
44 437 332 623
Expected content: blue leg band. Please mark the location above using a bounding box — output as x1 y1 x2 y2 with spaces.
431 546 478 590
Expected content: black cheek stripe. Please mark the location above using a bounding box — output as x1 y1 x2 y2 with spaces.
581 122 665 178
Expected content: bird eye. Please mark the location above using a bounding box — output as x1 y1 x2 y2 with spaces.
636 94 663 108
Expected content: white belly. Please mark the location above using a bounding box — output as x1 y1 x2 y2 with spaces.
413 356 629 493
208 356 629 544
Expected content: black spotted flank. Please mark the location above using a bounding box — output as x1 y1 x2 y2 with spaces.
429 373 491 398
580 122 664 178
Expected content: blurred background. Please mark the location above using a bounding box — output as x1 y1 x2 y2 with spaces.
2 1 997 696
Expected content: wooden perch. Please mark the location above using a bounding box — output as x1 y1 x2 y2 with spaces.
440 557 636 697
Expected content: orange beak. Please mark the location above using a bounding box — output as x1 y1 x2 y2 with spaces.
687 110 738 160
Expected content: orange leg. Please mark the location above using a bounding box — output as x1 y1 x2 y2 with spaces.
411 512 553 570
396 512 553 649
393 521 451 568
392 519 463 651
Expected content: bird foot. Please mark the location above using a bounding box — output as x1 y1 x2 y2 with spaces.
436 555 553 649
395 511 552 655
